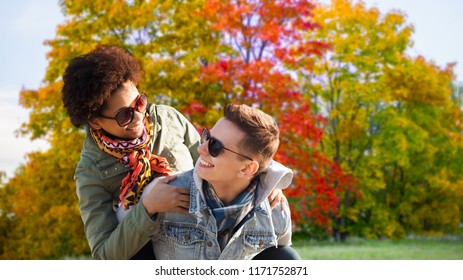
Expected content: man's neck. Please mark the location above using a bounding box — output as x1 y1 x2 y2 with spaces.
207 178 252 205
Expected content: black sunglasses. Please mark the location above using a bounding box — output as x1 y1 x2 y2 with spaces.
99 93 148 127
201 128 253 161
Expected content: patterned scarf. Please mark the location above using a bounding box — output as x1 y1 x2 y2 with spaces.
90 110 171 209
203 178 258 250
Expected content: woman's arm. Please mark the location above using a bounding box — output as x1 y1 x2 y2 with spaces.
75 157 154 259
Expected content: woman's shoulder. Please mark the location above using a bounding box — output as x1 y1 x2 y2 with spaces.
169 169 195 188
150 104 190 125
150 104 183 117
77 130 121 175
80 131 109 160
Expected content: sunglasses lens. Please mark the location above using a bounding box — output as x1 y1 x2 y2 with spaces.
137 93 148 112
116 107 134 126
208 138 222 157
201 128 222 157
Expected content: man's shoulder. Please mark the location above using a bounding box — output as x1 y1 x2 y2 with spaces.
169 169 195 189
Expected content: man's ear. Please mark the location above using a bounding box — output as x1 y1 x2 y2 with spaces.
88 118 103 130
240 161 259 177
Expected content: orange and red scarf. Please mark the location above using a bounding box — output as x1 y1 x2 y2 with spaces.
90 111 171 209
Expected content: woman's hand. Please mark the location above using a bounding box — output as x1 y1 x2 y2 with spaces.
267 188 288 211
141 175 190 215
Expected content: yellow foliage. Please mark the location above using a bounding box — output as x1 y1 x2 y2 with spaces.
383 56 453 106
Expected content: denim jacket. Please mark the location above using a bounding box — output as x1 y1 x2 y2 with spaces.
117 160 293 260
75 104 201 259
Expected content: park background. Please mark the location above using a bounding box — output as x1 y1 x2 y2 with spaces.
1 0 463 259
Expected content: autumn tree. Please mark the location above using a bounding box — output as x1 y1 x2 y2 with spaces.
199 0 359 238
304 0 463 238
0 146 88 259
0 177 13 258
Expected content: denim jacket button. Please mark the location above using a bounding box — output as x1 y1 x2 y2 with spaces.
184 233 190 241
207 241 213 247
259 240 265 248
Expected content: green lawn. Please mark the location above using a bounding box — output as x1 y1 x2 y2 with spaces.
293 236 463 260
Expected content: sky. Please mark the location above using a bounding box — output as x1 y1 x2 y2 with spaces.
0 0 463 179
0 0 62 179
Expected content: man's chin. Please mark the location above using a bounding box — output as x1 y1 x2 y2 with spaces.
196 167 212 182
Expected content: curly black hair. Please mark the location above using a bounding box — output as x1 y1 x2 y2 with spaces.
62 45 143 127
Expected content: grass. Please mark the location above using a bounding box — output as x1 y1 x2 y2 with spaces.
66 235 463 260
293 235 463 260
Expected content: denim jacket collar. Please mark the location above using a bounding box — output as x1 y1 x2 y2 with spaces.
190 169 209 213
189 158 293 215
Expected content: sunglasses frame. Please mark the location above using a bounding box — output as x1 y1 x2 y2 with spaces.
99 93 148 127
201 128 253 161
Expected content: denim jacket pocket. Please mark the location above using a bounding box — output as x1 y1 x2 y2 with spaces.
163 224 206 259
243 233 275 251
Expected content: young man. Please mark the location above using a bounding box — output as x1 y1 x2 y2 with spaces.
118 104 300 259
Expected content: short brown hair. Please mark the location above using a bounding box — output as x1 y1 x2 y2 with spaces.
62 45 143 126
224 104 279 174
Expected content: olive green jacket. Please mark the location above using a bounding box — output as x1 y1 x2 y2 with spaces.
75 104 200 259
